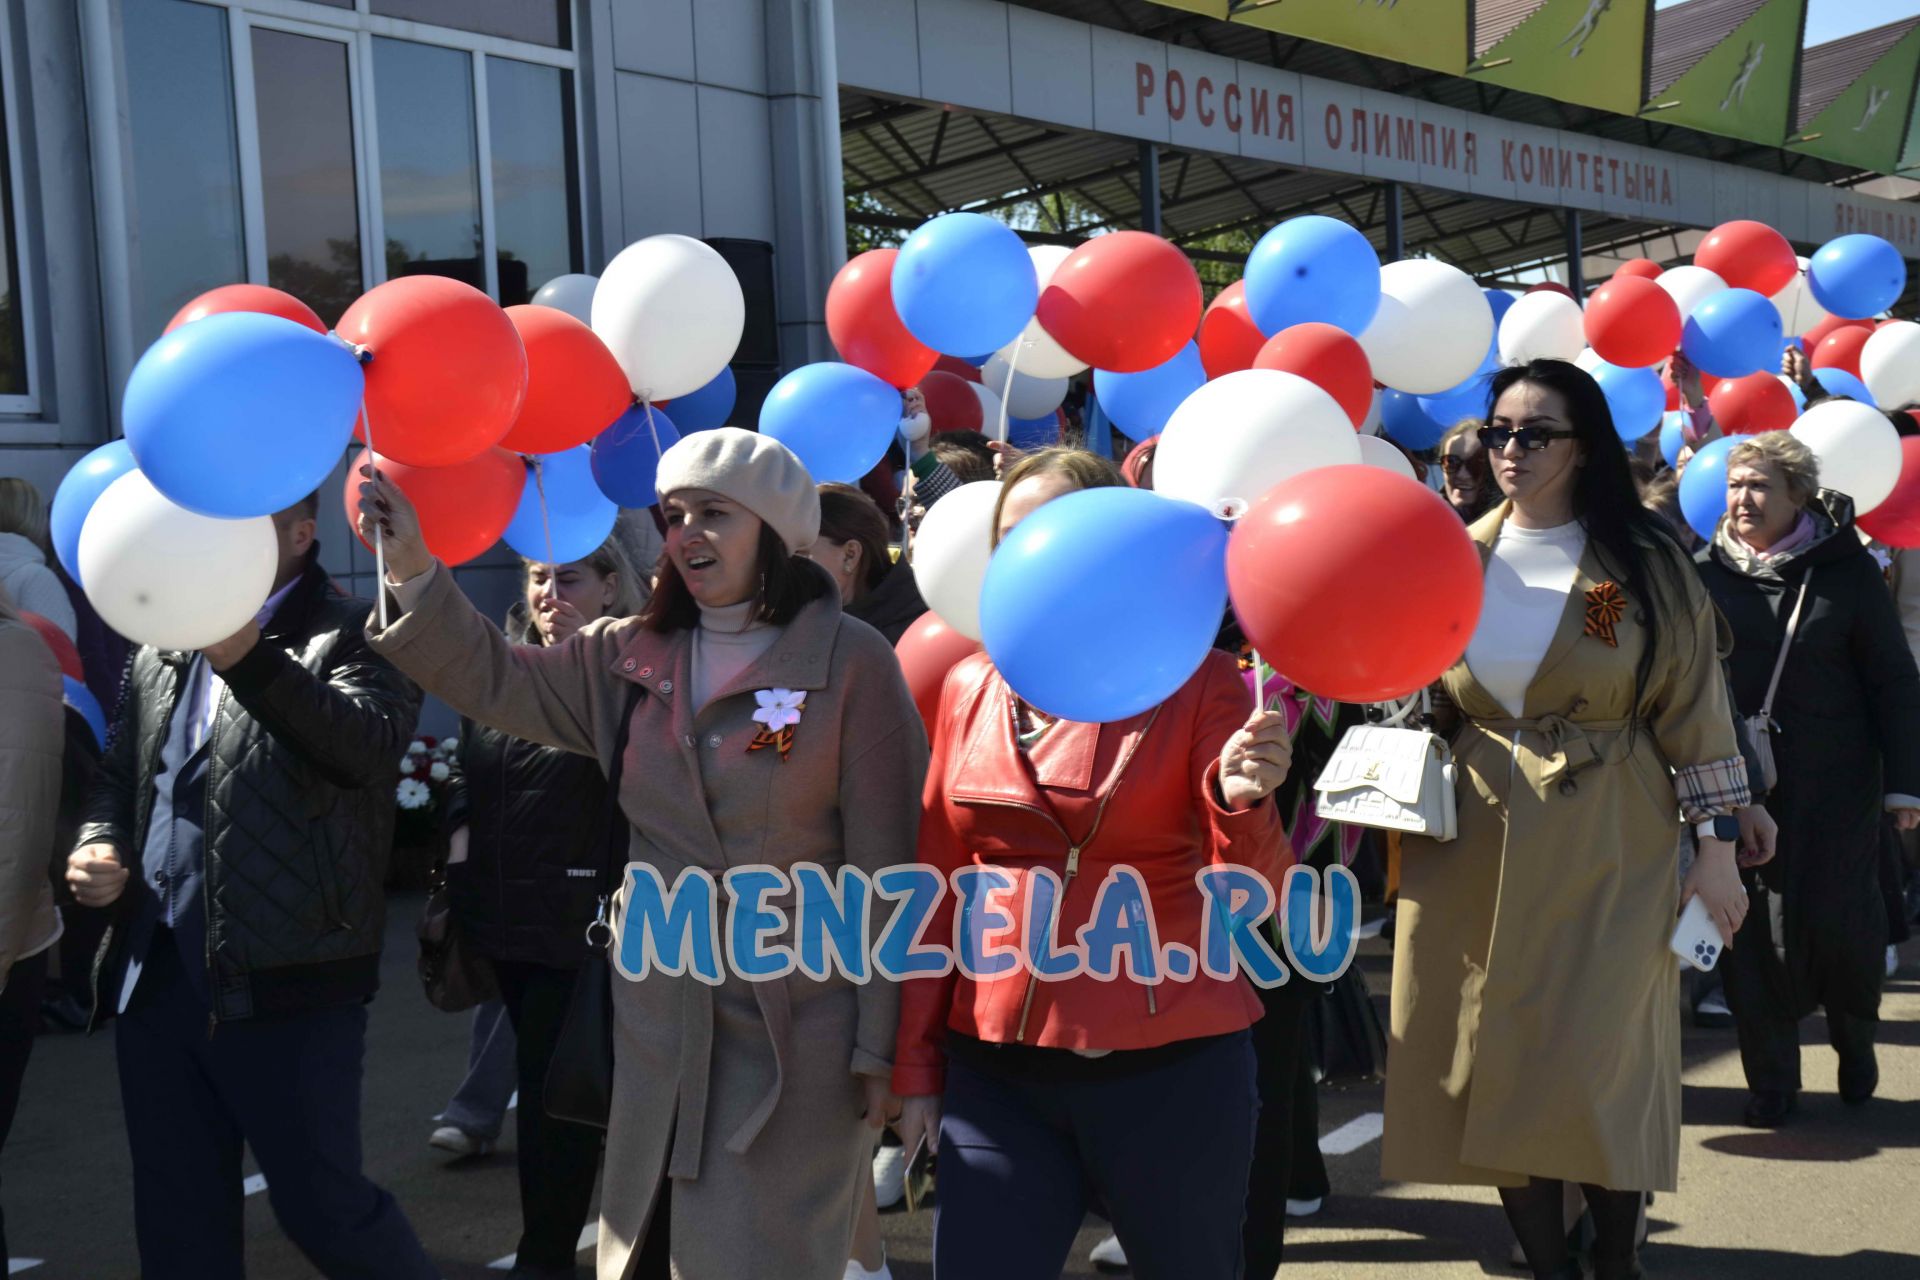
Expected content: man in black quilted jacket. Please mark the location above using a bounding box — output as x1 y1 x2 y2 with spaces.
64 491 437 1280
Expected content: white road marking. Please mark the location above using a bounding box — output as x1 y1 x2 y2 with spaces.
243 1173 268 1196
9 1259 44 1273
1318 1111 1385 1156
488 1223 598 1269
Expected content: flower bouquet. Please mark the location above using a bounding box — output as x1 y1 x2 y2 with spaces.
389 734 458 889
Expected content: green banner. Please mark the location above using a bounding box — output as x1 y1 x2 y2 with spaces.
1792 25 1920 175
1468 0 1652 117
1642 0 1804 147
1225 0 1469 76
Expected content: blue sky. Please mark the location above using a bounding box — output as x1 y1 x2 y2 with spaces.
1656 0 1920 47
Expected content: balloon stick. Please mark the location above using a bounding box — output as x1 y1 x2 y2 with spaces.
530 456 558 576
996 339 1026 445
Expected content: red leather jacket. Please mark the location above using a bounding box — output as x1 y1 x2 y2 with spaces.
893 649 1292 1097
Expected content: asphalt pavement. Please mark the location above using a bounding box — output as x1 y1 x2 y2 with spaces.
5 895 1916 1278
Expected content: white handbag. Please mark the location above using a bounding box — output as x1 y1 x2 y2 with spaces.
1313 695 1459 842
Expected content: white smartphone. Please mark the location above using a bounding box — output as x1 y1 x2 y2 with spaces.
1670 895 1725 972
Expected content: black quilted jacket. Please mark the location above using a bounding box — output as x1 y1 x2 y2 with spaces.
76 552 421 1024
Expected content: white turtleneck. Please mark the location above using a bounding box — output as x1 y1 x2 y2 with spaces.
1464 519 1587 718
691 598 779 711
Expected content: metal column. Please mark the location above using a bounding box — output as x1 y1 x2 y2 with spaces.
1383 181 1404 262
1140 142 1162 235
1565 212 1585 297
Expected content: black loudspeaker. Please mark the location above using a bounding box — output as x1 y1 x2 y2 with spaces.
703 238 779 368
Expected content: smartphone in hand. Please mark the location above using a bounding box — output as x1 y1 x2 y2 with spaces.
901 1131 937 1214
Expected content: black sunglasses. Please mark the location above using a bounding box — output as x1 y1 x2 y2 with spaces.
1478 425 1577 452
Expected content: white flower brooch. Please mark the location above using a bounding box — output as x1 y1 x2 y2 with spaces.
748 688 806 762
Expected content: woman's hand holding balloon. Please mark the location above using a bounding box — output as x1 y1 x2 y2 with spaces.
356 464 434 584
1219 709 1293 812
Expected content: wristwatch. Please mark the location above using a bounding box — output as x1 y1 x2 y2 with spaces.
1694 815 1741 843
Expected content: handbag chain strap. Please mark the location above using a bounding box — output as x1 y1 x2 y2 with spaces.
1758 570 1813 724
585 682 647 950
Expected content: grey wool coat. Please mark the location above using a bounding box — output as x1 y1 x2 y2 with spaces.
369 564 928 1280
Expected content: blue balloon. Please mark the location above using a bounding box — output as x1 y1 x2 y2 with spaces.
591 405 682 506
980 487 1228 723
1679 436 1738 541
1418 367 1497 434
1006 413 1061 451
1784 377 1807 412
1659 411 1687 468
891 213 1037 356
759 362 901 484
1808 235 1907 320
50 440 137 584
62 676 107 751
1681 288 1783 378
1380 389 1447 451
1244 215 1381 337
505 446 617 564
1094 342 1206 437
1483 289 1517 330
1812 367 1877 407
1589 360 1666 441
122 311 363 519
667 366 735 432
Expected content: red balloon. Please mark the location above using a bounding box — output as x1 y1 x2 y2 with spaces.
1810 325 1873 378
1699 371 1721 400
921 370 983 434
345 447 526 566
1252 323 1373 429
1035 232 1202 373
1199 281 1266 381
827 250 938 390
165 284 327 336
1861 438 1920 548
1526 282 1576 300
1708 373 1797 436
1694 221 1797 297
337 276 528 468
1803 315 1872 352
19 612 82 681
932 355 982 384
895 613 982 734
1227 466 1484 703
1584 277 1681 369
498 305 632 454
1613 259 1664 281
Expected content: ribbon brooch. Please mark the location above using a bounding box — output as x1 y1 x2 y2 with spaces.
1583 581 1626 648
748 688 806 762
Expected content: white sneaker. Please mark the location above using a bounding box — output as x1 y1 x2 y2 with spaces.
1286 1196 1324 1217
1090 1233 1129 1272
1888 945 1900 978
872 1143 906 1210
427 1125 495 1157
844 1258 892 1280
1698 991 1732 1017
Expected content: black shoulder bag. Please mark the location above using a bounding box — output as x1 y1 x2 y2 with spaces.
544 682 645 1129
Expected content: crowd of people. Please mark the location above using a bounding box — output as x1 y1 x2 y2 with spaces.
0 343 1914 1280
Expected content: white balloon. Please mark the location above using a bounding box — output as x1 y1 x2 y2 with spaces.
971 382 1006 442
996 245 1089 379
1791 399 1902 515
530 273 599 325
1359 260 1494 394
912 480 1002 640
1497 291 1586 365
1770 258 1829 339
1357 433 1416 482
1358 388 1383 436
1153 370 1362 515
1655 265 1727 323
1574 347 1605 373
78 471 278 651
981 352 1069 420
1861 321 1920 410
900 410 933 444
590 235 744 401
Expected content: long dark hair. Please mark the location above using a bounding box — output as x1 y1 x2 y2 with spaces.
1485 359 1691 717
637 522 831 632
817 483 893 599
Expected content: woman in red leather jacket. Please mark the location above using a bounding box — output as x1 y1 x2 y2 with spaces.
892 448 1295 1280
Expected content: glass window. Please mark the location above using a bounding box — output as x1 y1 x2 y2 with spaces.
0 78 24 397
121 0 246 347
486 56 580 305
252 29 362 326
371 0 569 49
374 39 481 290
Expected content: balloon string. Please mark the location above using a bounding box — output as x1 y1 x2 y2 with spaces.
360 402 390 632
531 457 559 576
997 340 1026 445
640 397 664 463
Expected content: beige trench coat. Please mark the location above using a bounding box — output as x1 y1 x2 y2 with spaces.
369 567 928 1280
1381 505 1740 1193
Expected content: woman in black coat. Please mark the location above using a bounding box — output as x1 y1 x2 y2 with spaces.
1693 431 1920 1130
807 482 926 644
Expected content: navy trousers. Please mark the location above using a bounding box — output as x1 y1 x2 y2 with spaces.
115 938 437 1280
934 1030 1259 1280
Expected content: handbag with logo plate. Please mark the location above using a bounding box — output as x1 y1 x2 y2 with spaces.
1312 694 1458 841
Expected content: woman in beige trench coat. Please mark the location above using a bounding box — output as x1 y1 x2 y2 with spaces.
1382 362 1757 1280
358 429 929 1280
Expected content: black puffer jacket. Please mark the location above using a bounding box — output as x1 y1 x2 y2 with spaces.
444 605 610 969
76 550 420 1023
846 558 927 645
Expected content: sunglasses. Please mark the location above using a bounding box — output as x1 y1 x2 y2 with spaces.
1440 454 1477 474
1478 425 1577 452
